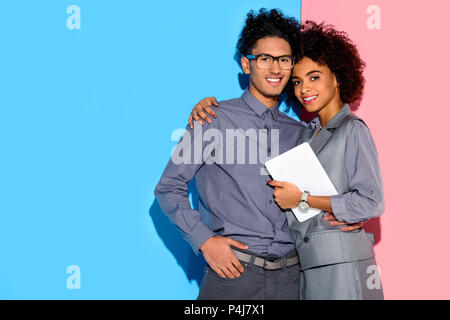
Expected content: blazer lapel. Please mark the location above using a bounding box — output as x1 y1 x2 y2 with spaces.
309 104 351 155
310 128 333 155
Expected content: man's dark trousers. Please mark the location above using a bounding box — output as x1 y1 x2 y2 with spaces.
197 252 300 300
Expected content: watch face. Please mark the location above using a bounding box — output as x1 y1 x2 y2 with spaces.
299 202 309 213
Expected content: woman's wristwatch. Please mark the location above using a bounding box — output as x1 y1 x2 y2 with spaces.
298 190 310 213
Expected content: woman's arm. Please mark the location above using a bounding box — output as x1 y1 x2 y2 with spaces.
267 180 362 231
329 120 385 223
267 180 332 211
306 195 332 212
188 96 219 128
268 120 384 225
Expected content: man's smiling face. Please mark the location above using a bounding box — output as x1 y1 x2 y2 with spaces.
241 36 292 105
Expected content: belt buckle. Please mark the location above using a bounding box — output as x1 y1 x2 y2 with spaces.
263 256 287 270
279 256 287 269
262 258 269 271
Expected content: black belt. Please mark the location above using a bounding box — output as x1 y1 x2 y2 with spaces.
232 249 299 270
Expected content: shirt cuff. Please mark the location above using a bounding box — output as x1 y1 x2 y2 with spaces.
188 222 215 255
330 194 368 224
330 194 351 223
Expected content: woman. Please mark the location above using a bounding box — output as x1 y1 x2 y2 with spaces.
188 21 384 300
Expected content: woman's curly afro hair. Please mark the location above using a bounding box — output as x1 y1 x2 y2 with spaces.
236 8 301 57
291 21 366 105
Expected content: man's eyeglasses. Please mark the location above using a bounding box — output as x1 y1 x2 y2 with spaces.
245 54 295 70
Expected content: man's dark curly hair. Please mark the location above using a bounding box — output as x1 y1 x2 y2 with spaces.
287 21 366 105
236 8 301 57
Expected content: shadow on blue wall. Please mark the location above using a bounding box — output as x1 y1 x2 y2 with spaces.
149 178 206 289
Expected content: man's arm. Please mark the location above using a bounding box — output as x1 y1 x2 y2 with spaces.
154 121 248 278
154 122 215 253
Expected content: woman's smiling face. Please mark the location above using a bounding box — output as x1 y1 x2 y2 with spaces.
291 57 341 114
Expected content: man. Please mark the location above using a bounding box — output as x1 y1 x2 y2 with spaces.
154 9 360 300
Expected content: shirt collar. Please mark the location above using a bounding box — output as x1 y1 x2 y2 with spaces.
242 89 280 120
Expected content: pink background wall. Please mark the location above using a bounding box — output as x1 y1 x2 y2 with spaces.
301 0 450 299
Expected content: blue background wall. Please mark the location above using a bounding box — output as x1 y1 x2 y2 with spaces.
0 1 300 299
